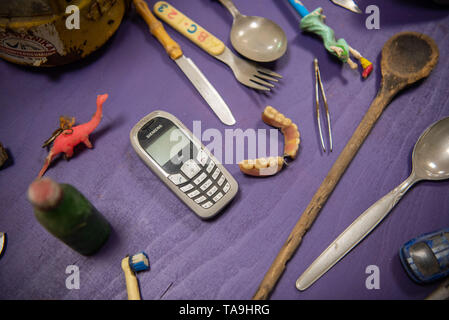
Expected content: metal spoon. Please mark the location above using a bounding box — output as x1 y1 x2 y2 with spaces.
217 0 287 62
297 116 449 290
253 31 439 300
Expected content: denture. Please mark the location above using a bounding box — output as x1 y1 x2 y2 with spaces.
263 106 300 159
282 123 300 159
238 106 300 177
238 156 284 177
262 106 292 128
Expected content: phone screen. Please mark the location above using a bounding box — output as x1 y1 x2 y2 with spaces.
144 126 190 167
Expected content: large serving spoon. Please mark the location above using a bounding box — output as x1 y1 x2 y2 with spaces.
297 115 449 290
253 31 439 299
217 0 287 62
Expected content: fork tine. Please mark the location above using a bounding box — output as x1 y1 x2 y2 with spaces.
251 77 275 88
257 68 282 79
234 73 271 91
246 81 271 91
255 72 279 82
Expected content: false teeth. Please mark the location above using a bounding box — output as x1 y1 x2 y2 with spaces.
239 156 284 177
239 106 301 177
263 106 301 159
282 123 301 159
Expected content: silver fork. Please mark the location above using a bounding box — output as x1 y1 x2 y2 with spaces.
215 47 282 91
154 1 282 91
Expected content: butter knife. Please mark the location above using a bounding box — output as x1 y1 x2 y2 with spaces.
133 0 236 126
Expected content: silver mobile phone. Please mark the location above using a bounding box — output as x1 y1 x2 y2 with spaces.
130 111 238 219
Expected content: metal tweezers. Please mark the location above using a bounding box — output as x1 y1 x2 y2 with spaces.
314 58 333 152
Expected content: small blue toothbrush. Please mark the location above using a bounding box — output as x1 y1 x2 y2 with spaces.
121 252 150 300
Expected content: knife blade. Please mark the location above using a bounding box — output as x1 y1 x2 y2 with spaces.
330 0 362 14
133 0 236 126
174 55 235 125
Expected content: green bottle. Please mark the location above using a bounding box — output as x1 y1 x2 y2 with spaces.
28 177 111 256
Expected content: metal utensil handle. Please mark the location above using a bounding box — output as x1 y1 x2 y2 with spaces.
296 174 418 290
153 1 226 56
217 0 241 18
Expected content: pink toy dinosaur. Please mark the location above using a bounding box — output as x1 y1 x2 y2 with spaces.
38 94 108 178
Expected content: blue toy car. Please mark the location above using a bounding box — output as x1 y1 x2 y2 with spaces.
400 228 449 284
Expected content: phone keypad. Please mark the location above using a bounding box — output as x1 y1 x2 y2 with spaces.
212 168 220 180
213 192 223 202
194 195 207 204
181 159 201 179
193 172 208 185
180 183 194 192
217 175 225 186
202 201 213 209
206 186 218 197
206 161 215 173
168 173 188 185
170 153 233 210
200 179 213 191
187 189 200 198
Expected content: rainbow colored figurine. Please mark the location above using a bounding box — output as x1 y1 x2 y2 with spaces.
288 0 373 78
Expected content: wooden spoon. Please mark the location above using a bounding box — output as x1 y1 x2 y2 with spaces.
253 31 439 300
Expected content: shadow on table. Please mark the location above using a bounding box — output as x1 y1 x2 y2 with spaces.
95 225 120 259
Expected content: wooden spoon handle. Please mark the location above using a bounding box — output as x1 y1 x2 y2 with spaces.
253 80 401 300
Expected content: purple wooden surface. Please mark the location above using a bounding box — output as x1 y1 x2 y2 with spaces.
0 0 448 300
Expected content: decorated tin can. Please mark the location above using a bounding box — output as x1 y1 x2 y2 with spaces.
0 0 128 67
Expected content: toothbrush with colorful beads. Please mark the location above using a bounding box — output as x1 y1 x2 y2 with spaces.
121 252 150 300
288 0 373 78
